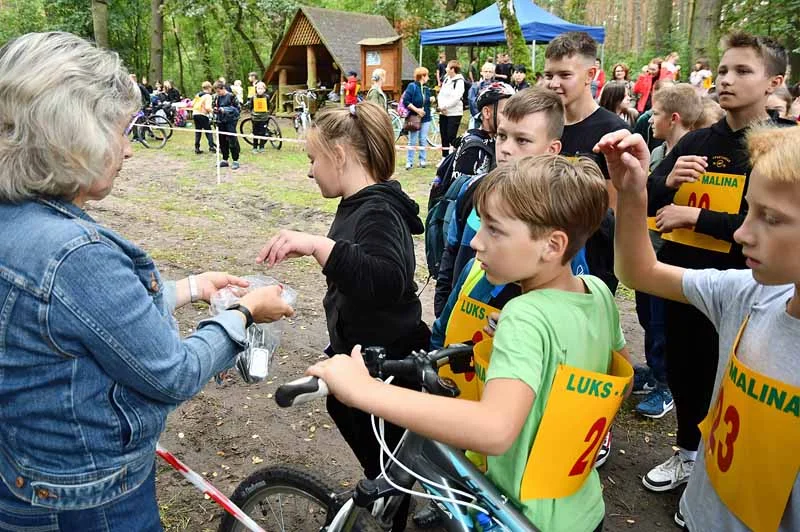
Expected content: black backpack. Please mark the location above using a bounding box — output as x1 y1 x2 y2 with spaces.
461 78 472 110
424 134 493 277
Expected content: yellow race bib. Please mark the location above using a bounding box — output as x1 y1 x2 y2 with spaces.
440 294 499 402
253 97 268 113
520 352 633 499
648 172 746 253
699 318 800 531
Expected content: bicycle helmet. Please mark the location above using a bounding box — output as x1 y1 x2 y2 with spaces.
475 82 515 132
476 81 515 111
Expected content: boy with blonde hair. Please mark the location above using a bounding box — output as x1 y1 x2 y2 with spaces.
310 155 631 532
597 122 800 532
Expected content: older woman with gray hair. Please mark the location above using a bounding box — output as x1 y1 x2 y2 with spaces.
0 32 294 530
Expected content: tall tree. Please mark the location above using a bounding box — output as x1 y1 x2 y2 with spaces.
649 0 672 53
496 0 532 71
149 0 164 83
689 0 723 67
91 0 108 47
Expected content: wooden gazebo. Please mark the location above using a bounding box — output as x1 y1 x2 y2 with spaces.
262 6 418 115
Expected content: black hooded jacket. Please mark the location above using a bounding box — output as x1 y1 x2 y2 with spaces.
322 181 430 358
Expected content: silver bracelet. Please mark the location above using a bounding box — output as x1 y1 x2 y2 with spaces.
188 275 200 303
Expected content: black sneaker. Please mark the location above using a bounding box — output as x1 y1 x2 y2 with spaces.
218 160 229 168
195 148 203 154
209 146 217 153
674 508 685 528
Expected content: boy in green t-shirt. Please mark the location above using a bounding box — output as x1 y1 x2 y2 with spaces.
309 155 630 532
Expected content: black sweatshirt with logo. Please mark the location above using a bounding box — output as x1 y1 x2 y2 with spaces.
647 116 795 270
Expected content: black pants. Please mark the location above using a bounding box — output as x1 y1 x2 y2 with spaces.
439 114 461 157
193 114 215 151
664 300 719 451
253 120 268 149
218 121 240 162
326 395 411 531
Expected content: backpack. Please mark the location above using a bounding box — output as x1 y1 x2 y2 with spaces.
424 134 494 277
461 78 472 110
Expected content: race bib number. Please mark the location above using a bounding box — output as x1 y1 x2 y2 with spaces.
253 97 268 113
440 295 499 402
520 352 633 499
699 336 800 531
649 172 746 253
247 86 256 98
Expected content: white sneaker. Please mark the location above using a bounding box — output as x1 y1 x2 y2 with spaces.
594 430 611 468
642 452 694 492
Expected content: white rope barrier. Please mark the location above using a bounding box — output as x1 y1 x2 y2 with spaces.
139 120 445 152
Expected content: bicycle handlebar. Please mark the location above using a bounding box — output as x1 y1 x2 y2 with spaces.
275 344 474 408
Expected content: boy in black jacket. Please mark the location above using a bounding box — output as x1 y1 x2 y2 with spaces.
544 31 631 294
642 32 792 507
212 81 241 170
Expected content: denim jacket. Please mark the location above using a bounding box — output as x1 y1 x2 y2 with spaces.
0 198 246 510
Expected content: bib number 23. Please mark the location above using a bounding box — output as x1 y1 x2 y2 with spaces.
707 388 741 472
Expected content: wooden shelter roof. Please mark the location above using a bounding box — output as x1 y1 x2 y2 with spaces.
264 6 418 84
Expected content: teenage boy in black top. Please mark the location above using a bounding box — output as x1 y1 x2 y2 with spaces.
494 52 513 82
212 81 241 170
641 32 793 504
544 31 630 293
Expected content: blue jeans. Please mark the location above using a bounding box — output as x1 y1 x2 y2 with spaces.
0 464 162 531
635 290 667 385
407 120 431 166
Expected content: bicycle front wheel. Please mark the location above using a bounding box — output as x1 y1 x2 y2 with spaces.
150 115 173 140
426 115 441 147
217 466 382 532
390 111 404 141
266 116 282 150
239 117 254 146
141 119 167 149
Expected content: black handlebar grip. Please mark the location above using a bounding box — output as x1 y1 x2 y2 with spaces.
275 376 330 408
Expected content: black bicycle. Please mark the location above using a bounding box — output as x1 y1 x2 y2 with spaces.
218 344 538 532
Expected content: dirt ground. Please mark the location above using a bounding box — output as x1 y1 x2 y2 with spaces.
89 126 683 531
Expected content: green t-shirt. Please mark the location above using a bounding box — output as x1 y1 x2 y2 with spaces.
485 275 625 532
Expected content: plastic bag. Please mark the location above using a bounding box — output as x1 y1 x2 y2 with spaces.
210 275 297 383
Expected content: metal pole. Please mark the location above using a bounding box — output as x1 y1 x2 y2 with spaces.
600 43 605 70
419 43 423 66
532 41 536 72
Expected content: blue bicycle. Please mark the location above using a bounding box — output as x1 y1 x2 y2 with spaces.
218 344 538 532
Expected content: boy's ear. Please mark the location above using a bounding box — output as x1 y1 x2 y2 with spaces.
670 112 681 126
547 139 562 155
545 229 569 263
766 74 785 96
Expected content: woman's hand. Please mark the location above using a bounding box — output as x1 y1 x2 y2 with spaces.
239 285 295 323
194 272 249 302
655 204 700 232
306 345 374 407
257 230 320 267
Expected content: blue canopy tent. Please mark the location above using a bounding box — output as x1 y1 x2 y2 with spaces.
419 0 605 70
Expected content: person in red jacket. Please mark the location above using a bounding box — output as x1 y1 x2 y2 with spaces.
344 70 359 106
633 61 661 113
591 58 606 98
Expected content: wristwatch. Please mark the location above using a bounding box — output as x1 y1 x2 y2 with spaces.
227 303 254 328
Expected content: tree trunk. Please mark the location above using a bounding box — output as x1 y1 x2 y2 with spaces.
632 0 642 52
649 0 672 53
195 23 214 82
497 0 532 71
148 0 164 83
564 0 588 23
230 2 266 74
171 17 185 95
91 0 109 48
444 0 459 63
689 0 723 67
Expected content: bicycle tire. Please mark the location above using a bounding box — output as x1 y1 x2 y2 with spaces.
239 117 255 146
266 116 282 150
389 111 404 141
140 119 167 149
426 116 441 148
218 465 383 532
150 115 173 140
